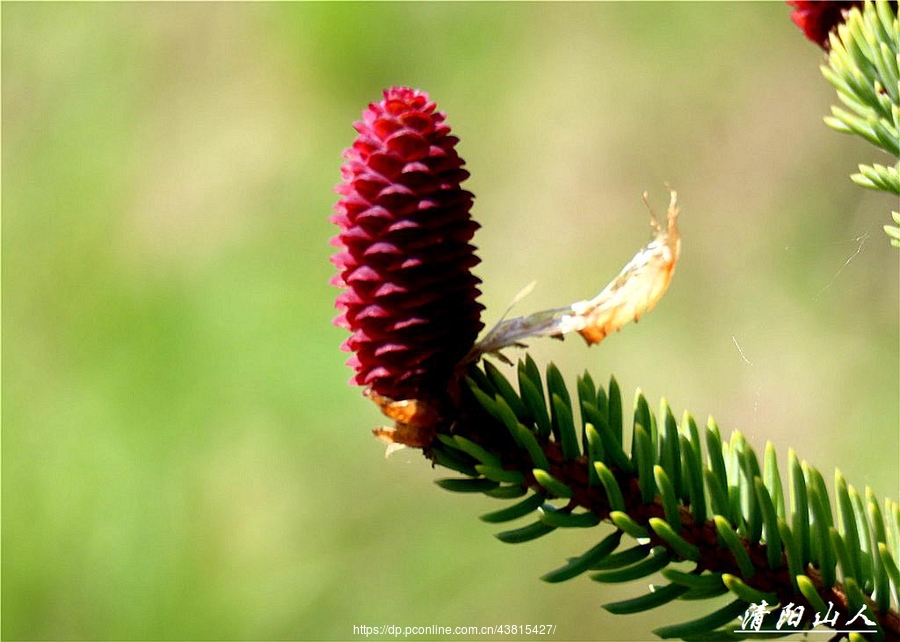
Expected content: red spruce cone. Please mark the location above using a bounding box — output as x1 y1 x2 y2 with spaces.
786 0 863 49
330 87 484 404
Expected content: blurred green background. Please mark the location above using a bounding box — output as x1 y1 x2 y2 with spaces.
3 3 897 640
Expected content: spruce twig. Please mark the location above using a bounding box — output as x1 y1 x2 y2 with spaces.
427 361 900 641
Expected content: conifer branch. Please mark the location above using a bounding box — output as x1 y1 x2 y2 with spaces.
819 0 899 244
426 358 900 641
